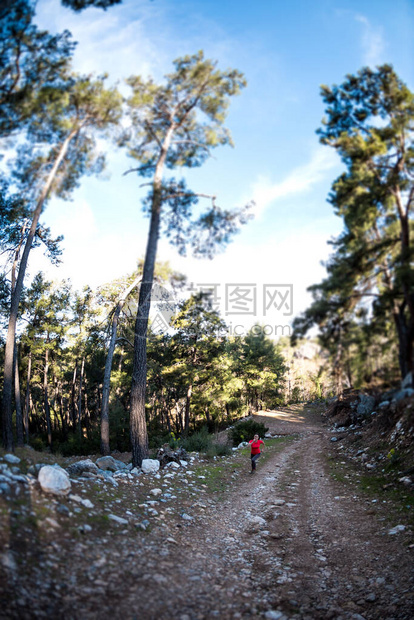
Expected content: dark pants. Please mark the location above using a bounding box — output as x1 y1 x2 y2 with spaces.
251 453 261 470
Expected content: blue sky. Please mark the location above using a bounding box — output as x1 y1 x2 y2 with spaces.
31 0 414 335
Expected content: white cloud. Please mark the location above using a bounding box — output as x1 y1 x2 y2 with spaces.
249 147 340 218
35 0 170 82
355 14 386 67
29 199 146 290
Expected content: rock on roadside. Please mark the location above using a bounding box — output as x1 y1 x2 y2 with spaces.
38 465 71 496
141 459 160 474
96 456 128 472
66 459 99 476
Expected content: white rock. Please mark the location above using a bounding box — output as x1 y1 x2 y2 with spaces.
265 611 287 620
1 551 17 571
248 515 266 526
69 494 83 503
388 524 406 535
165 461 180 470
130 467 141 476
150 488 162 496
180 460 188 467
4 454 20 464
38 465 71 496
108 514 129 525
141 459 160 474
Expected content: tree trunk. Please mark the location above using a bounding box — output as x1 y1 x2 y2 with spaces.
44 348 52 447
71 363 78 430
184 383 193 435
56 379 67 441
24 350 32 443
101 276 141 455
1 130 77 450
394 194 414 375
78 357 85 442
130 125 175 467
14 342 24 447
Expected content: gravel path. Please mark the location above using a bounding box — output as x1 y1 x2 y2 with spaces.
1 406 413 619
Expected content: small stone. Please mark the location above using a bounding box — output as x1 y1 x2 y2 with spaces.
108 514 129 525
136 520 150 531
4 454 20 464
248 515 266 526
1 552 17 571
56 504 70 516
150 488 162 496
264 611 286 620
166 461 180 470
181 513 193 521
388 524 406 535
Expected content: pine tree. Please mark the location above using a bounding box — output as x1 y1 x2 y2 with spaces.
124 51 251 466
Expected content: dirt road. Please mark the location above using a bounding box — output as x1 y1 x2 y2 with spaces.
1 405 413 619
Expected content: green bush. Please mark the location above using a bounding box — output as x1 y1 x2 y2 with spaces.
228 419 268 445
54 432 101 457
180 426 212 452
206 443 232 458
30 436 47 452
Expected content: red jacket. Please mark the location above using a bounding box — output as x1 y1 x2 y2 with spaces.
249 439 264 455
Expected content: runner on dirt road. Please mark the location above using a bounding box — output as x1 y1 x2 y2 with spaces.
249 433 264 473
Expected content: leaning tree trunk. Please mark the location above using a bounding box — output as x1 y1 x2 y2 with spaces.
1 130 77 450
130 205 160 466
130 125 174 468
101 275 141 455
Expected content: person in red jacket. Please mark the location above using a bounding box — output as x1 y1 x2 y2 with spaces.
249 433 264 473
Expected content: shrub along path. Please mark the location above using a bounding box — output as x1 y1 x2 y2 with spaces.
1 405 413 619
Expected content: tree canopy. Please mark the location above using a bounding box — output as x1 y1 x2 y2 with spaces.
294 64 414 389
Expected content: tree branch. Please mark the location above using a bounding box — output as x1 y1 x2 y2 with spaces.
115 336 134 349
163 191 217 206
123 164 156 177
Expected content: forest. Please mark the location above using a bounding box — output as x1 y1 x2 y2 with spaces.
1 0 413 464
